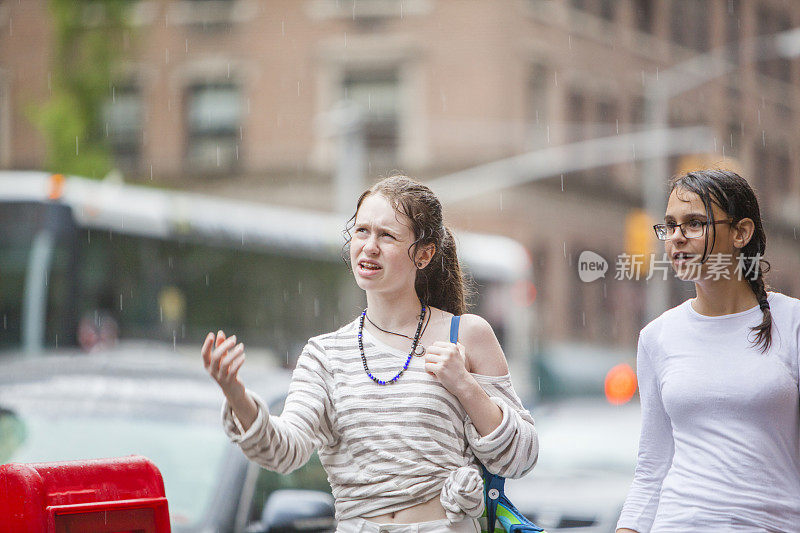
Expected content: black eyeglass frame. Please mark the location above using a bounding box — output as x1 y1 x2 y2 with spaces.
652 219 734 241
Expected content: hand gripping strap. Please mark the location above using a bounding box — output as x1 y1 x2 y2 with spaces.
449 316 545 533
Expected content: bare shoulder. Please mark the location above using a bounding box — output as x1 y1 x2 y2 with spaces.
458 314 509 376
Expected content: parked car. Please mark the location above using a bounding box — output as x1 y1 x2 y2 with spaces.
505 398 641 533
0 344 335 533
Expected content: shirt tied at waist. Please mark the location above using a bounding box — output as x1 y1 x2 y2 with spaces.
439 464 485 522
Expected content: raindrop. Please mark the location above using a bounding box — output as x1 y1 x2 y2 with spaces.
563 241 566 258
185 39 188 54
75 136 79 155
119 294 123 311
314 298 320 317
281 21 285 36
655 67 659 81
169 256 174 268
546 124 550 144
616 119 619 134
568 34 572 49
55 335 58 348
205 274 210 286
553 71 558 88
297 81 301 97
160 306 163 323
344 31 347 48
762 130 766 147
713 137 717 151
173 331 177 350
283 290 289 302
298 281 303 295
87 230 91 244
582 312 586 327
560 174 564 192
499 193 503 211
150 165 154 180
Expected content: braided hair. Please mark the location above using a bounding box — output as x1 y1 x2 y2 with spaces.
669 169 772 352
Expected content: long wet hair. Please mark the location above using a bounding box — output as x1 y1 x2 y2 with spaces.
669 169 772 352
345 174 471 316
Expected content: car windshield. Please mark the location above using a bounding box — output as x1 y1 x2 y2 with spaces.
0 409 229 527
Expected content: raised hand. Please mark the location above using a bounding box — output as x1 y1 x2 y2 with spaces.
202 330 246 395
201 329 258 432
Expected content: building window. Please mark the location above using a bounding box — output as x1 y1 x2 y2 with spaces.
596 98 618 134
342 69 399 172
725 0 742 65
633 0 653 34
757 6 792 82
671 0 708 51
186 82 242 173
526 63 549 146
103 83 143 173
567 89 587 142
598 0 614 22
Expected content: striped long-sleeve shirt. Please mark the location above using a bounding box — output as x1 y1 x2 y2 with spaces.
222 318 538 522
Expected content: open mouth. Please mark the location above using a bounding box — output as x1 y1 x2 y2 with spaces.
358 260 382 272
672 252 697 264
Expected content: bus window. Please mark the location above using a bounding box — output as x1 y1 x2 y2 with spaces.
0 202 77 351
75 230 356 363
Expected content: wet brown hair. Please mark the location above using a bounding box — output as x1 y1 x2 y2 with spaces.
669 169 772 352
345 174 471 315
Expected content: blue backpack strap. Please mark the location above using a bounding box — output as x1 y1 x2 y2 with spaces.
449 315 461 344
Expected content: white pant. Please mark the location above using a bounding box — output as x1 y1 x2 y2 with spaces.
336 517 480 533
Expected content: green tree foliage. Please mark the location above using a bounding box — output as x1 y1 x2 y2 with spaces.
31 0 131 178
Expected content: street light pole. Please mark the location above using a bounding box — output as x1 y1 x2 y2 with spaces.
642 27 800 320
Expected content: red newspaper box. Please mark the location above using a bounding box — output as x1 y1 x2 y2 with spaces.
0 455 170 533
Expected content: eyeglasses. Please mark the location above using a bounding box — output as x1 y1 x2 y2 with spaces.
652 219 733 241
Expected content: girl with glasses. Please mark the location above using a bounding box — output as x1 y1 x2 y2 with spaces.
616 169 800 532
202 175 538 533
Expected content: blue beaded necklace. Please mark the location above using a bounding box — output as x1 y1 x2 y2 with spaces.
358 302 426 385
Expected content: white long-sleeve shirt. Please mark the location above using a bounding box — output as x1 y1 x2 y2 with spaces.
222 318 538 522
617 291 800 532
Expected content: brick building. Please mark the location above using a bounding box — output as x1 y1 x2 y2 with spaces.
2 0 799 349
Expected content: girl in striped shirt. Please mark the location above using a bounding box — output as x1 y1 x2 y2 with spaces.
202 175 538 533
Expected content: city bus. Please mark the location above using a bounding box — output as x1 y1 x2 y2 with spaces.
0 171 536 393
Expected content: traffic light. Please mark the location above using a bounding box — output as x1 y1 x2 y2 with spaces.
624 208 656 278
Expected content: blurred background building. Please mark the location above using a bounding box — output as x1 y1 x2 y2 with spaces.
2 0 799 353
